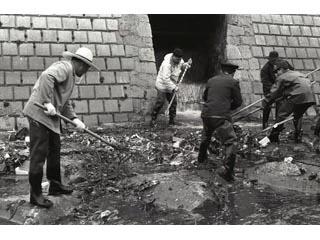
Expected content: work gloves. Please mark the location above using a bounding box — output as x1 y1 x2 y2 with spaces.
72 118 86 130
44 103 57 116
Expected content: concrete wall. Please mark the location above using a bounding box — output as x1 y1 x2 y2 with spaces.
0 14 157 130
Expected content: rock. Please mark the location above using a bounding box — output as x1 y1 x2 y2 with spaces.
293 146 306 152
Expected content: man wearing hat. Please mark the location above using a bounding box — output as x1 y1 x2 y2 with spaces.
260 51 294 129
150 48 191 127
23 47 100 208
262 59 315 143
198 61 243 182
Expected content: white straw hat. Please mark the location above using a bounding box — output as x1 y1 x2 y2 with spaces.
62 47 100 71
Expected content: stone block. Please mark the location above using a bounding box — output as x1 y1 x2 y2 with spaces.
139 62 157 74
22 72 37 85
110 45 125 56
47 17 62 29
93 58 106 70
296 48 307 58
114 113 128 122
92 19 106 30
303 59 315 70
2 43 18 55
95 85 110 98
125 45 139 57
14 86 30 100
79 85 95 98
82 115 98 127
6 72 21 85
96 45 111 56
239 45 252 58
62 18 77 29
282 15 293 24
101 71 116 84
58 31 73 42
10 29 25 42
89 100 104 113
42 30 58 42
116 72 130 83
255 35 266 45
35 43 50 56
66 44 81 53
19 43 34 56
309 37 319 47
227 25 244 36
307 48 318 58
303 16 314 25
313 16 320 26
301 26 312 36
292 15 303 25
98 114 113 124
0 72 4 85
251 14 261 22
77 19 92 30
311 27 320 36
274 47 286 58
106 19 118 30
51 44 66 56
139 48 155 61
45 57 59 69
276 36 288 46
29 57 44 70
0 86 13 99
258 24 269 34
252 23 258 34
279 25 290 35
73 31 88 43
0 29 9 41
240 36 255 45
292 59 304 70
17 16 31 28
0 57 11 70
290 26 301 35
110 85 126 98
287 36 299 47
119 99 133 112
106 58 121 70
104 99 119 112
239 81 252 94
252 81 263 94
32 17 47 29
86 72 100 84
102 32 117 43
271 14 282 24
248 58 260 70
88 31 103 43
285 48 297 58
12 57 28 70
251 46 263 57
73 100 88 113
261 15 272 23
0 15 15 27
121 58 135 70
265 35 277 45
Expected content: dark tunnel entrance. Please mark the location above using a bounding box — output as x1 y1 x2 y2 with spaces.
148 14 228 84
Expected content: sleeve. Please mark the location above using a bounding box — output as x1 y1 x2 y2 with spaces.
230 81 243 110
268 77 285 103
260 65 274 95
159 63 177 91
61 100 77 120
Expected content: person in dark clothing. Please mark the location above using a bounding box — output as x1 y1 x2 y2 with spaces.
198 62 243 182
262 59 315 143
260 51 294 129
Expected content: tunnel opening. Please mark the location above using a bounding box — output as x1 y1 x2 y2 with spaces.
148 14 227 84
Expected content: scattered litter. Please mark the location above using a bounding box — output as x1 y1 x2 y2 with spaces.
259 136 270 147
172 137 184 148
15 167 28 175
284 157 293 163
41 181 49 193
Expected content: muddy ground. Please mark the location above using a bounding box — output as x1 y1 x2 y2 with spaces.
1 111 320 225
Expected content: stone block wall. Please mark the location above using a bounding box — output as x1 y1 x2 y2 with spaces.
0 14 157 129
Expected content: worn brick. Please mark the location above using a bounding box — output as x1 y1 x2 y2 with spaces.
92 19 106 30
17 16 31 28
303 15 314 25
6 72 21 85
29 57 44 70
26 30 41 42
311 27 320 36
313 16 320 26
58 31 73 42
115 72 130 84
285 48 297 58
101 71 115 84
298 37 309 47
14 86 30 100
251 14 261 22
51 44 65 56
119 99 133 112
62 18 77 29
307 48 318 58
88 31 103 43
2 43 18 55
82 115 98 127
73 100 88 113
106 58 121 70
252 82 263 94
70 86 79 99
269 25 280 35
287 36 299 47
22 72 37 85
45 57 59 69
240 36 255 45
0 15 15 27
66 44 81 53
301 26 312 36
89 100 104 113
289 26 300 36
35 43 50 56
77 18 92 30
42 30 58 42
238 45 252 59
271 14 282 24
0 72 4 85
139 48 155 61
95 85 110 98
296 48 308 58
292 59 304 69
0 57 11 70
12 57 28 70
251 46 263 57
303 59 315 70
0 117 15 130
110 45 125 56
19 43 34 56
96 45 111 56
104 99 119 112
110 85 125 98
282 15 293 24
47 17 62 29
265 35 277 45
255 35 266 45
0 29 9 41
252 24 258 34
16 116 29 129
227 25 244 36
257 24 269 34
309 38 319 47
260 15 272 23
276 36 288 46
279 25 290 35
86 72 100 84
32 17 47 29
120 58 135 70
102 32 117 43
274 47 286 58
0 86 13 99
93 58 106 70
106 19 118 30
74 31 88 43
98 114 113 124
79 86 95 98
114 113 128 122
10 29 25 42
292 15 303 25
125 45 139 57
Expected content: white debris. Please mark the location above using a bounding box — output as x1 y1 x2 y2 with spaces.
284 156 293 163
15 167 28 175
259 136 270 147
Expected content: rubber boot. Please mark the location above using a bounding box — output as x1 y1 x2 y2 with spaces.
198 142 209 163
293 118 303 143
48 180 73 196
30 188 53 208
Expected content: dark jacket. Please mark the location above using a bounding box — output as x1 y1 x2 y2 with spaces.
201 73 243 119
269 70 315 105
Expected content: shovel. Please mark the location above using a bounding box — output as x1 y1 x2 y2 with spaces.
34 102 126 150
165 58 192 116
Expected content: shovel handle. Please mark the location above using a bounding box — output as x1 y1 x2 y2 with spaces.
34 102 123 150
